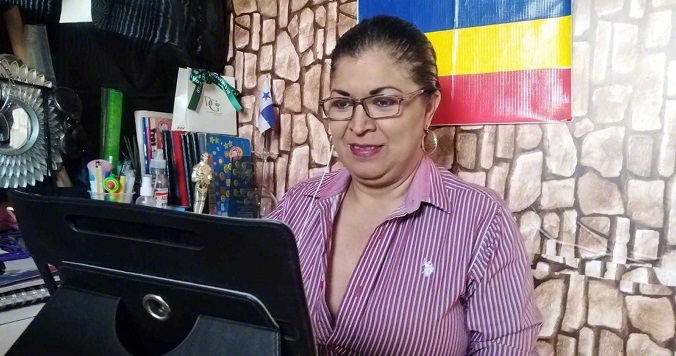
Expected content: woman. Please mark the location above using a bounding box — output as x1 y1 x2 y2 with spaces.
268 15 542 355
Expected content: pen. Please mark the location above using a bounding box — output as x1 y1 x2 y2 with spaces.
119 175 126 202
95 163 104 197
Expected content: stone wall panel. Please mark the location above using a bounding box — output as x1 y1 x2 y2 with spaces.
572 42 591 116
588 280 625 331
486 162 509 199
516 125 542 150
631 54 666 131
561 275 587 333
543 124 577 177
535 279 565 339
599 330 624 355
577 171 624 215
627 180 665 228
455 133 478 169
506 151 543 212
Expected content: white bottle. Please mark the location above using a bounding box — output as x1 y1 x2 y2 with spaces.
135 175 156 206
154 171 169 208
149 151 167 187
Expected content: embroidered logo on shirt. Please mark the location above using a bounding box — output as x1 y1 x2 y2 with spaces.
422 260 435 277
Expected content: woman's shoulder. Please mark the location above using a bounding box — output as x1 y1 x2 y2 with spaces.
268 171 342 221
281 169 346 200
434 165 508 211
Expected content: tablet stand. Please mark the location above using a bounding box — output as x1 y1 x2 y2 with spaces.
8 190 316 355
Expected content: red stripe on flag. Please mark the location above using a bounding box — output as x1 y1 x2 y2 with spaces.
432 68 571 125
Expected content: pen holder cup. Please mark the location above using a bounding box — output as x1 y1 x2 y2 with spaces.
89 191 134 203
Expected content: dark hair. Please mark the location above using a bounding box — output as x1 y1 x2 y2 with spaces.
330 15 440 92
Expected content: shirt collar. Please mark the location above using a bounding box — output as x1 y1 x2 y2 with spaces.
303 156 452 214
402 155 452 214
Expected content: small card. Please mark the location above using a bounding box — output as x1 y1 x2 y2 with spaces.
60 0 93 23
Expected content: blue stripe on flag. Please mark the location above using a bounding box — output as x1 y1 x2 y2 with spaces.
358 0 571 33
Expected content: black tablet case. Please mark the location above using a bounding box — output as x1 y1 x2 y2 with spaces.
8 190 316 355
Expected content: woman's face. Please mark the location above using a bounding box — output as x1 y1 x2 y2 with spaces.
328 50 440 188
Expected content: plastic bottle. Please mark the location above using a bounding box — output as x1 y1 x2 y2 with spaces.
154 171 169 209
149 151 169 208
135 175 156 206
149 151 167 187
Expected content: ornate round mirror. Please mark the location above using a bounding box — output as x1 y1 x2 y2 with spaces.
0 55 63 188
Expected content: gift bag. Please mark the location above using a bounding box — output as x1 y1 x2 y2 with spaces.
172 67 242 135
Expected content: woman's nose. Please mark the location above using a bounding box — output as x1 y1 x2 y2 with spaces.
349 104 376 135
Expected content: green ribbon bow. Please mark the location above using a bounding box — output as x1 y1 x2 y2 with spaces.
188 69 242 112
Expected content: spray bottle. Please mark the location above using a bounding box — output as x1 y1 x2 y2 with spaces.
135 175 156 207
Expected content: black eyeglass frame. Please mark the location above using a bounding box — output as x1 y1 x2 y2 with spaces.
319 88 428 121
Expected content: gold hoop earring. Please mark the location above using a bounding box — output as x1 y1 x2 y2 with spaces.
421 129 438 155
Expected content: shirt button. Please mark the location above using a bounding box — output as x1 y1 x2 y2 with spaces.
325 344 336 353
354 285 363 296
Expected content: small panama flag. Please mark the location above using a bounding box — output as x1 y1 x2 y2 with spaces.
258 76 275 134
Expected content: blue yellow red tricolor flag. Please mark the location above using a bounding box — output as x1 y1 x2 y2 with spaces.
359 0 572 125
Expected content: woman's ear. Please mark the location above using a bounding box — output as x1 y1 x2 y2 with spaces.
423 90 441 128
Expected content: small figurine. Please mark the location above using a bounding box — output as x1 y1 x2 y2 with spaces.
191 152 213 214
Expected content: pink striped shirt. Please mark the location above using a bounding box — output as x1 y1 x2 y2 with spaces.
268 156 542 355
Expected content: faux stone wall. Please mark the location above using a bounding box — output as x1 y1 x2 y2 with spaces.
226 0 356 199
529 1 676 352
228 0 676 353
533 268 675 355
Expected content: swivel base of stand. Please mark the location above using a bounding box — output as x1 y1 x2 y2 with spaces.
8 286 280 356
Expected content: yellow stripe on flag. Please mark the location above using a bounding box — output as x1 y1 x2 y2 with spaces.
427 15 571 76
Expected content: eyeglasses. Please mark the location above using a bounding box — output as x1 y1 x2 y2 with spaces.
319 89 427 121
